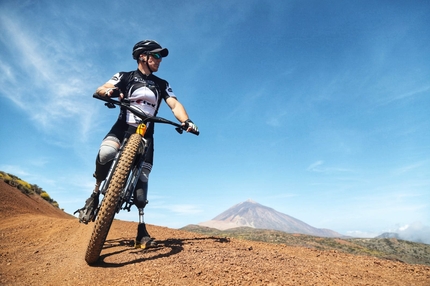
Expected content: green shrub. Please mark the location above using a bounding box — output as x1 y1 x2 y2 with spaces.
40 191 52 202
32 184 43 195
17 184 32 195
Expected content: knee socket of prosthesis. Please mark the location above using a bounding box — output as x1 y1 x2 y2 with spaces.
134 180 148 209
133 168 150 208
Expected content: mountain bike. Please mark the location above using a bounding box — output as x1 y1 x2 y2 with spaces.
84 94 199 265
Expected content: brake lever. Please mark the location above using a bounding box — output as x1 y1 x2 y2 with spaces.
105 102 116 109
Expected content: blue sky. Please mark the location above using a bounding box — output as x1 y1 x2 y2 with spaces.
1 0 429 243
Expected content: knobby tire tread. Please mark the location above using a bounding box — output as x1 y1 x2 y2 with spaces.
85 133 141 265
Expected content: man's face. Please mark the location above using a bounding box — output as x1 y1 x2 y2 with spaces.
142 53 162 72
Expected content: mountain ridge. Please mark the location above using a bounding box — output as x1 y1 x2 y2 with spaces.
198 199 344 238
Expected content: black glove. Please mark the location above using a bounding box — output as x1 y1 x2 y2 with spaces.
183 119 199 134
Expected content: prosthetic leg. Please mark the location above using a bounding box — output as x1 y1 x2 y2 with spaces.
133 173 157 249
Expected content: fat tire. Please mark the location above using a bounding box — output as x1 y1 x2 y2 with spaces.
85 133 141 265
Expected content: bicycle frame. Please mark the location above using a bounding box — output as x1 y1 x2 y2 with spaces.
91 94 198 219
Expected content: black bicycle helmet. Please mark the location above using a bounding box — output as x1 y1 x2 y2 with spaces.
132 40 169 60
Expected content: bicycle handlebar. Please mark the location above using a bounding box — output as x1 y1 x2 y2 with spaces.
93 94 199 136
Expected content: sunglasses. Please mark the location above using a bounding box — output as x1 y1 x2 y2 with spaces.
150 53 162 59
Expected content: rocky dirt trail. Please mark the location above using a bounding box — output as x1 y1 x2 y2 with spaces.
1 180 429 285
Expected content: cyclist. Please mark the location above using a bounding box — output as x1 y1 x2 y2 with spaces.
76 40 198 249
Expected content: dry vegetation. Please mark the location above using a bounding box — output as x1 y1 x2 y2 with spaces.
181 225 430 266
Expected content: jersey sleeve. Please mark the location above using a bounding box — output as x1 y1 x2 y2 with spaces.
106 72 127 91
164 82 177 99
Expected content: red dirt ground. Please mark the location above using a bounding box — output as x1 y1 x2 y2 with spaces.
0 180 429 285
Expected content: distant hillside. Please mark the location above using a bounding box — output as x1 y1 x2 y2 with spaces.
181 224 430 266
198 199 343 238
376 232 400 239
0 171 60 209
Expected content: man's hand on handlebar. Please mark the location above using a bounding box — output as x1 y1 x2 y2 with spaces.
183 119 199 134
104 87 124 99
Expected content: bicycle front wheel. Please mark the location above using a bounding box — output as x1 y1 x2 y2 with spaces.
85 133 141 265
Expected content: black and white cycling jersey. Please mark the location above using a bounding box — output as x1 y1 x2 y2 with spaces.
107 69 176 127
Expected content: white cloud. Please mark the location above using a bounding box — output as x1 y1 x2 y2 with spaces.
267 193 298 199
345 222 430 245
0 165 30 178
393 161 427 175
345 230 380 238
0 11 100 144
307 160 324 172
171 204 203 215
307 160 354 174
377 85 430 106
0 59 13 82
153 203 203 215
391 222 430 244
266 110 288 127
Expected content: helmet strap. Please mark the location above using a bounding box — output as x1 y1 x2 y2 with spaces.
145 52 154 74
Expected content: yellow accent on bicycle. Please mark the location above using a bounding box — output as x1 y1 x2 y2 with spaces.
136 123 147 136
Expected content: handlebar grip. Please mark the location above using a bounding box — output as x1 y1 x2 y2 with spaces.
92 93 113 102
93 93 103 99
183 122 199 136
110 88 121 98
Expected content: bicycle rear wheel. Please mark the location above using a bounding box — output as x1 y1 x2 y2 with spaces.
85 133 141 265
